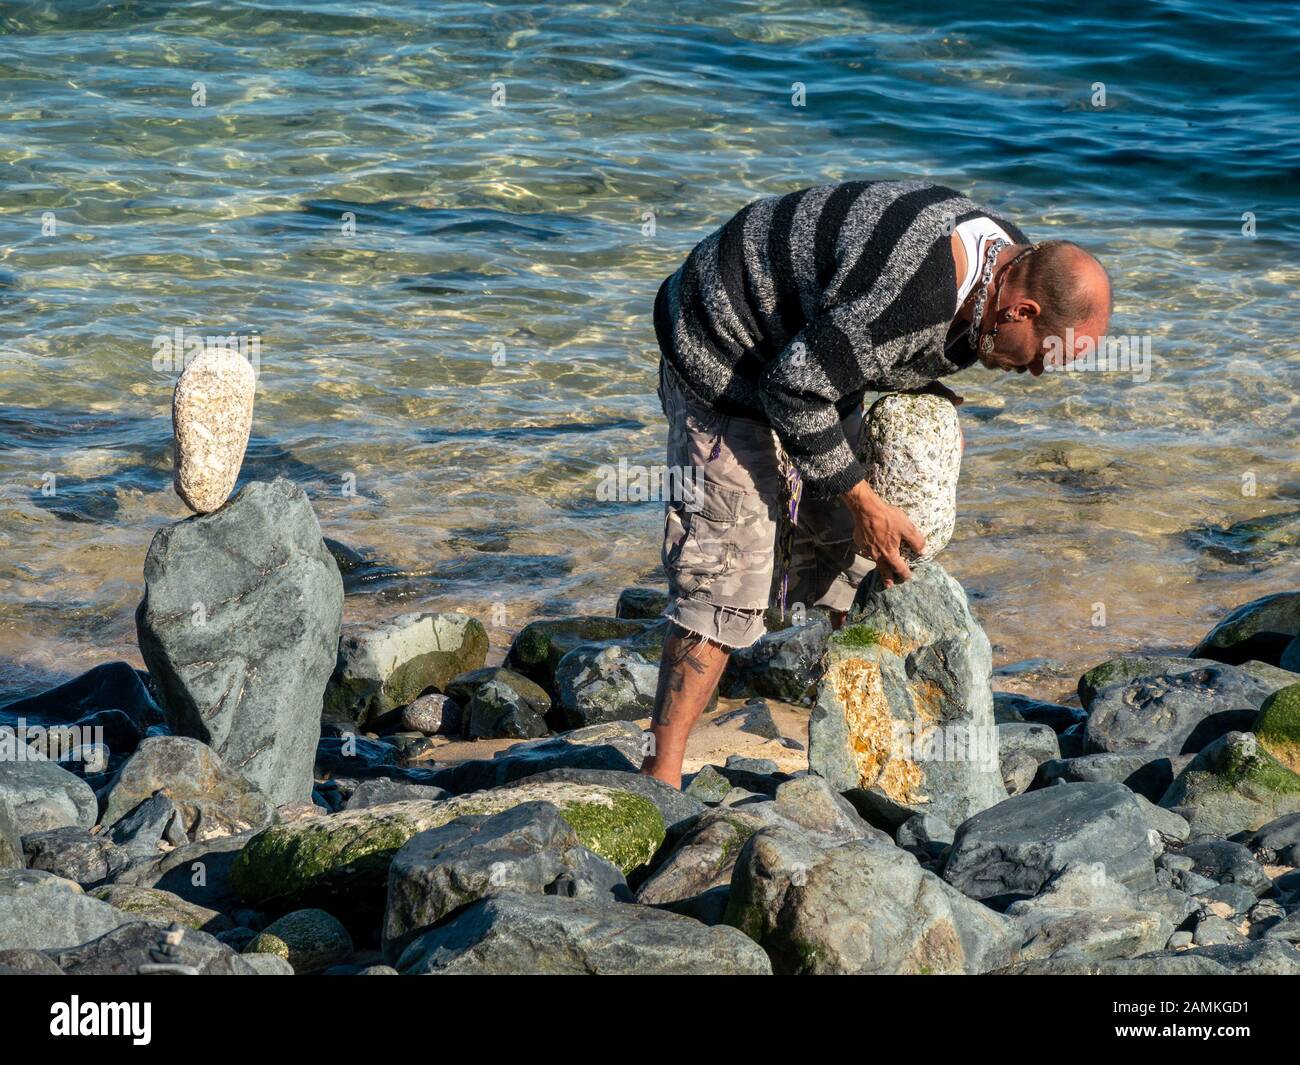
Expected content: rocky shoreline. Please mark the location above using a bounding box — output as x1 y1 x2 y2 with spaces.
2 477 1300 974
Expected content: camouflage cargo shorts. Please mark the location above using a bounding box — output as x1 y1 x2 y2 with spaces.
658 359 875 649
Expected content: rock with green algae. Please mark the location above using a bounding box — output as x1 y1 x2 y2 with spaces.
230 782 665 924
324 611 487 728
88 884 233 934
1160 730 1300 837
1254 683 1300 774
243 908 352 973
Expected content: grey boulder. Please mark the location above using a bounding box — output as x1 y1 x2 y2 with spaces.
0 752 97 833
136 478 343 805
1085 664 1273 755
383 802 628 963
942 782 1157 906
726 826 1016 974
998 721 1060 795
1193 591 1300 666
100 736 274 840
48 920 258 975
0 869 132 952
21 828 128 888
396 894 771 975
721 610 832 704
553 644 658 730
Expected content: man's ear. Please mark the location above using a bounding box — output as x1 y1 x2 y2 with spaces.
1005 298 1041 323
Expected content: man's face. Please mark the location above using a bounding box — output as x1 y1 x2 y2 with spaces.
977 272 1109 377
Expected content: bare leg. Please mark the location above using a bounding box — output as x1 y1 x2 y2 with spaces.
640 624 730 790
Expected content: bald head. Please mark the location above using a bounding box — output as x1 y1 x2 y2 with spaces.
1021 240 1111 343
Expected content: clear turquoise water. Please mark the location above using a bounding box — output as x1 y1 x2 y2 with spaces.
1 1 1298 699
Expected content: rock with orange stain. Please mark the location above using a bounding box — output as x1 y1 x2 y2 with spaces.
808 561 1005 828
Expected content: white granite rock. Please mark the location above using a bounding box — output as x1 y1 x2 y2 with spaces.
172 347 256 514
860 393 962 562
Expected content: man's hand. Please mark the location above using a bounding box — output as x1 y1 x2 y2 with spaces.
841 481 926 587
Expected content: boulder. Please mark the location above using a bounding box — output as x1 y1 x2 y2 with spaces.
109 831 255 912
809 562 1005 828
396 894 771 975
1084 664 1273 756
1078 655 1219 709
425 721 645 794
48 920 258 976
1254 682 1300 774
1178 839 1272 896
107 792 190 861
684 765 732 804
725 827 1016 974
1242 812 1300 866
997 721 1060 795
1007 863 1174 962
506 768 703 839
399 693 461 737
171 342 256 513
1036 751 1190 803
0 949 64 975
136 478 342 805
615 588 670 620
1193 592 1300 666
995 938 1300 975
383 802 628 962
99 736 274 840
0 869 132 952
993 692 1086 732
0 660 163 732
0 799 20 870
244 908 352 973
1159 731 1300 837
0 751 97 834
231 782 665 924
445 667 549 740
860 392 961 562
344 779 447 810
88 884 233 934
552 644 657 730
22 828 127 887
942 782 1157 906
720 611 832 704
505 616 662 695
325 611 487 727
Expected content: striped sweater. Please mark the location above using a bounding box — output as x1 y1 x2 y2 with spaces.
654 181 1028 499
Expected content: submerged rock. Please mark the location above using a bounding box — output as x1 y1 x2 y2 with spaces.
809 562 1005 829
0 661 164 732
325 612 487 728
860 392 962 563
396 894 771 975
137 478 342 806
1193 591 1300 667
172 344 257 514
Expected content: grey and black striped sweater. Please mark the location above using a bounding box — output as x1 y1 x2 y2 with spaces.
654 180 1027 499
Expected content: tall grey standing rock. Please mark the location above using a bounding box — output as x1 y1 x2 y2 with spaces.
136 478 342 806
809 562 1005 828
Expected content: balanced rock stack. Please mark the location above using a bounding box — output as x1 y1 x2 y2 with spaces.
172 345 256 514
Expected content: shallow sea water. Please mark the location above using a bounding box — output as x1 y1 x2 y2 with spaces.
0 0 1297 700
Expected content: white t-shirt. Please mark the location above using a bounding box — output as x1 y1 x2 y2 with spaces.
954 217 1014 313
